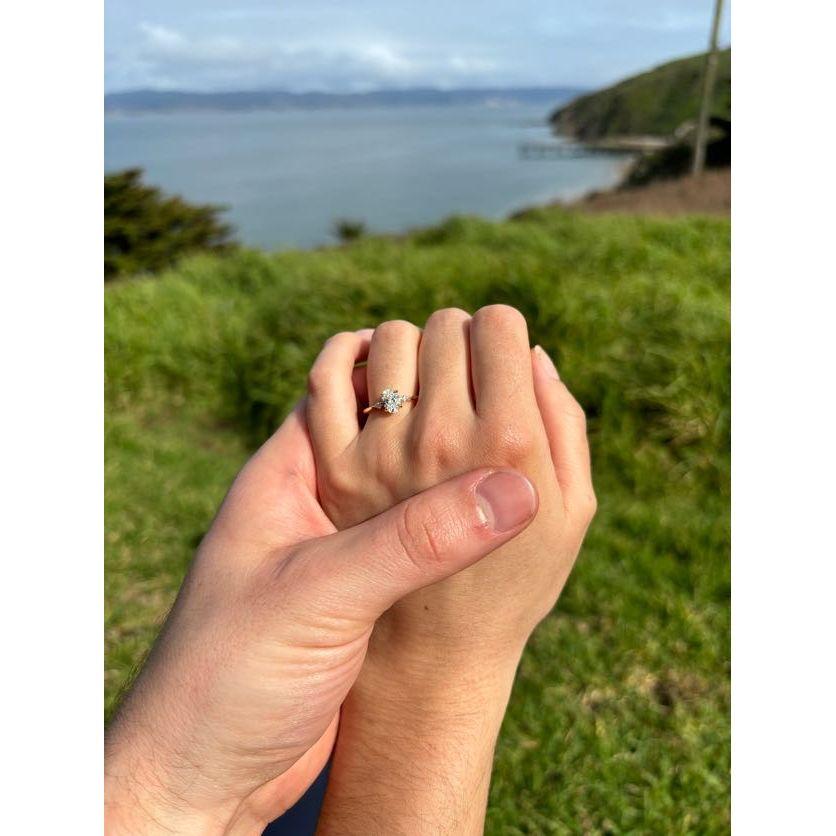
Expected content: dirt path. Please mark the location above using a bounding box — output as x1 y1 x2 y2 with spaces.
571 168 730 217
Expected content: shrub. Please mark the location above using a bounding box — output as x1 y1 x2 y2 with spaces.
332 218 367 242
104 168 236 280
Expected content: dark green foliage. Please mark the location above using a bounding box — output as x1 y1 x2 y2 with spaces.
104 168 236 280
106 208 730 831
551 49 731 141
625 119 731 187
333 218 367 242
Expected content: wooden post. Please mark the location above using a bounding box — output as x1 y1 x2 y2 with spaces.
692 0 725 176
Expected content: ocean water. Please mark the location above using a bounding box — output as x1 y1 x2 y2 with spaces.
105 104 628 250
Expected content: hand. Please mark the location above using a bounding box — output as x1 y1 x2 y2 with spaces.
308 307 596 834
104 403 539 835
307 306 596 665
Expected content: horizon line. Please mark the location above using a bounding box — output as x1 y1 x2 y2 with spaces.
105 83 586 97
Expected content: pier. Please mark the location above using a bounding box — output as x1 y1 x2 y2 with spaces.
518 136 670 160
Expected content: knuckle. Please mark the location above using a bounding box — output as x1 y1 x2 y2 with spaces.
489 422 535 462
370 437 403 492
570 487 598 529
473 304 528 332
425 307 470 331
325 330 355 347
394 499 445 571
317 461 356 506
563 394 587 426
407 435 435 484
308 332 355 395
307 362 330 397
416 418 466 471
586 490 598 519
374 319 420 341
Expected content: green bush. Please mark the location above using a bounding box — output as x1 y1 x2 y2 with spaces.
624 119 731 187
106 207 729 831
332 217 367 242
104 168 236 280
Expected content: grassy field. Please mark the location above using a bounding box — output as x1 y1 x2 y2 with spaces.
550 49 731 141
105 206 730 833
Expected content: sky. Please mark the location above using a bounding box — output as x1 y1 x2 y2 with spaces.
105 0 731 94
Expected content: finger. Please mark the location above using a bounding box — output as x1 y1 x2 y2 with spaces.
210 401 335 553
351 365 367 410
364 320 422 423
307 330 373 460
531 346 596 520
470 305 538 417
249 399 315 484
417 308 474 411
294 468 538 621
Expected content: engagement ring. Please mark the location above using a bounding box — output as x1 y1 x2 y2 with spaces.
363 388 417 415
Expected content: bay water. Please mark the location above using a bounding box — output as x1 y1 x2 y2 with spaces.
105 104 628 249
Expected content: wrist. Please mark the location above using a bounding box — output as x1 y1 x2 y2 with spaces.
318 654 516 836
366 617 525 700
105 764 230 836
104 783 231 836
349 663 513 759
104 724 258 836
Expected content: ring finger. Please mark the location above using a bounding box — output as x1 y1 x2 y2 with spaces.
364 320 422 426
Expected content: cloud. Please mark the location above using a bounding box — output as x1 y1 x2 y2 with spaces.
104 1 730 93
358 44 414 76
128 22 501 91
139 23 252 65
139 23 185 50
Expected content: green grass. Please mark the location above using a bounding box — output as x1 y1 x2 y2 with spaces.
550 49 731 141
105 207 730 833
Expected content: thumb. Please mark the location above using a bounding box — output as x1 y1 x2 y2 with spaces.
294 468 538 621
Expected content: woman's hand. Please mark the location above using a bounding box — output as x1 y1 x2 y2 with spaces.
307 306 596 664
104 403 539 835
308 306 596 834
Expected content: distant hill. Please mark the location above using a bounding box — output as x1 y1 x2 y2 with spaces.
105 86 584 114
550 49 731 141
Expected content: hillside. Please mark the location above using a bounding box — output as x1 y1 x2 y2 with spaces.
572 168 730 216
105 207 730 832
550 49 731 141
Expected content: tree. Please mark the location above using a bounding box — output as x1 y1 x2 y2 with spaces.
104 168 236 280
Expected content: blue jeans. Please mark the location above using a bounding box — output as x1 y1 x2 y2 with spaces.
262 764 329 836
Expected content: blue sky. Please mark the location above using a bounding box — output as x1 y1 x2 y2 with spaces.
105 0 731 93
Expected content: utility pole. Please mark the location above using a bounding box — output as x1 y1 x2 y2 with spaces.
692 0 724 176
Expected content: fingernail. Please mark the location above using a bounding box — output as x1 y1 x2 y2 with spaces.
475 471 538 533
535 345 560 380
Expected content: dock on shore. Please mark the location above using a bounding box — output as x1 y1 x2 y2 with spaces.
519 135 669 160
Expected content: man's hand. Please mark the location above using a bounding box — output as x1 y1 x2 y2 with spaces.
104 403 538 835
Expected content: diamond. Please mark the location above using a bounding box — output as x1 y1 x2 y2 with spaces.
380 388 403 413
